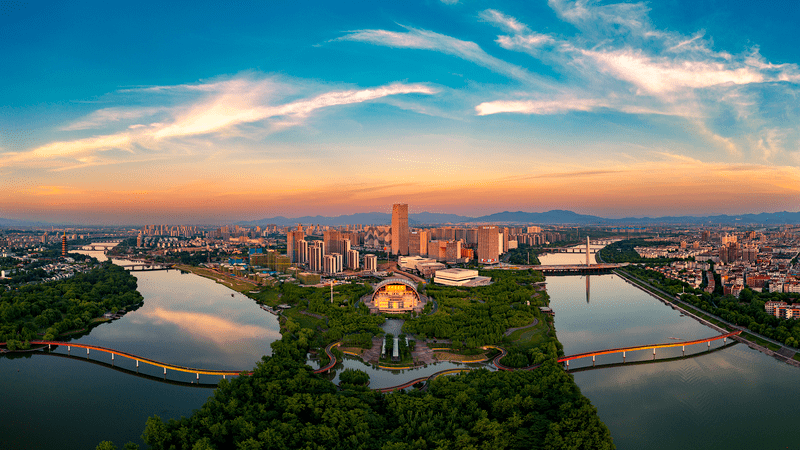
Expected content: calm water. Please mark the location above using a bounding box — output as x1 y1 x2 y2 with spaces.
540 251 800 449
5 246 797 449
0 249 281 449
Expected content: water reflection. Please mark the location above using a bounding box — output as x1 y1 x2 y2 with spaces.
544 259 800 449
586 275 590 303
139 307 280 347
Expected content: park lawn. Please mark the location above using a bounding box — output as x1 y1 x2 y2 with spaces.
248 287 281 306
176 264 257 293
509 321 550 350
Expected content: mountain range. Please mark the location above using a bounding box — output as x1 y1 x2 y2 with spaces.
235 210 800 227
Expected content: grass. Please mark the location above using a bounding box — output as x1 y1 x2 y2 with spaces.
794 353 800 362
508 322 549 350
248 288 281 306
741 332 782 351
176 264 258 293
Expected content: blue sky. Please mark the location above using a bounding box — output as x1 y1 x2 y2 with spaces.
1 0 798 224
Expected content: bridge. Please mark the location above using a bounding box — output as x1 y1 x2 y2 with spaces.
81 243 121 251
539 247 598 254
119 263 175 272
492 330 742 370
313 341 341 374
19 341 252 379
498 263 627 274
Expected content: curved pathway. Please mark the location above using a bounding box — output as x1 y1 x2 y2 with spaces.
313 341 341 373
490 331 741 371
11 341 252 377
503 318 539 337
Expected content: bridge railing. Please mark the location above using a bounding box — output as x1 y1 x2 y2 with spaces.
24 341 251 377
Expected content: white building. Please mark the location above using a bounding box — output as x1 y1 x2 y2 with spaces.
434 268 492 287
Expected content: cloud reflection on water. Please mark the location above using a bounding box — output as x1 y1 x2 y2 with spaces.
140 307 280 347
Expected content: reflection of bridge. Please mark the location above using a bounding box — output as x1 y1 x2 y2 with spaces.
492 331 742 370
22 341 251 379
26 351 219 388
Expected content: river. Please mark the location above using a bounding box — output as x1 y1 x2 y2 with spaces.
4 245 798 448
1 247 281 449
540 248 800 449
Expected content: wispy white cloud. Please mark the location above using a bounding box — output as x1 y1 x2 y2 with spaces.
2 76 438 169
479 9 529 34
476 97 604 115
476 1 800 162
337 26 544 86
61 107 167 131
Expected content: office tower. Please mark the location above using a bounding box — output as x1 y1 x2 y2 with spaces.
478 226 499 264
445 240 462 262
391 203 409 255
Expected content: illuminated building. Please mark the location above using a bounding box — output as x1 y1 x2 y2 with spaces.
369 278 423 313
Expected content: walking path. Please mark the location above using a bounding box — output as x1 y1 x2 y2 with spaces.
504 318 539 337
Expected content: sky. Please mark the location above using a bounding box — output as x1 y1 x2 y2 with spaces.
1 0 799 225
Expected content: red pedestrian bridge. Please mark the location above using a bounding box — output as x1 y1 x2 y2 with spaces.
18 341 252 379
492 330 742 371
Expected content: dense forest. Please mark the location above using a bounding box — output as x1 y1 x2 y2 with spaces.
135 325 614 450
621 265 800 347
0 262 144 349
251 281 384 349
403 270 547 347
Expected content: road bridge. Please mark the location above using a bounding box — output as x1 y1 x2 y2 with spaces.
498 263 626 274
119 263 175 272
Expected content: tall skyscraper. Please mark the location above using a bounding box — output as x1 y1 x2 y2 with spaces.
391 203 409 256
478 226 499 264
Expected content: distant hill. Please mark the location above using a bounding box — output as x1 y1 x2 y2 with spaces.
237 210 800 227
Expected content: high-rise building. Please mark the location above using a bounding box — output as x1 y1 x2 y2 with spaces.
136 232 142 248
391 203 409 256
286 225 306 263
308 242 324 272
445 240 462 262
298 239 309 264
348 249 360 270
364 254 378 272
478 226 499 264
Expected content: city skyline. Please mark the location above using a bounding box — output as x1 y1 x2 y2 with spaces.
2 0 799 225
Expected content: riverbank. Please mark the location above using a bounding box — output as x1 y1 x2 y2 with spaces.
615 268 800 368
174 264 259 293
